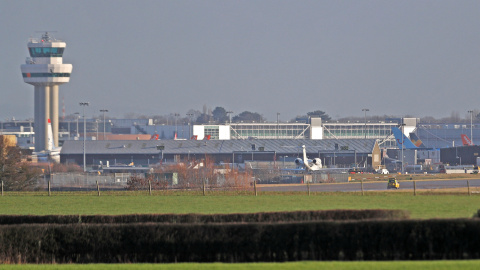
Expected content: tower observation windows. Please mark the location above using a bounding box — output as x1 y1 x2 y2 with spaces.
29 47 64 57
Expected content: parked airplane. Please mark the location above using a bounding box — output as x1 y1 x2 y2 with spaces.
294 145 322 171
32 119 61 162
461 134 474 146
292 145 350 173
391 127 419 149
409 132 427 148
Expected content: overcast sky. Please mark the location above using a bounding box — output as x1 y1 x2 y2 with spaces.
1 1 480 121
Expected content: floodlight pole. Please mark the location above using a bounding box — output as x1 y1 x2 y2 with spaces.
174 113 180 137
362 108 369 139
80 102 89 172
100 109 108 140
276 112 280 139
401 122 405 174
468 110 474 143
74 112 80 137
186 113 194 138
226 111 233 124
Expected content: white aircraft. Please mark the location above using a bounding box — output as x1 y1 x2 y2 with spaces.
32 119 61 163
294 145 322 171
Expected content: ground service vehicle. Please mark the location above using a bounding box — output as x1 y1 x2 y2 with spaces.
387 178 400 189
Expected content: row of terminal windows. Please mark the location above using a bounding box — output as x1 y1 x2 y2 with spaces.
204 126 220 140
29 47 64 57
22 73 70 78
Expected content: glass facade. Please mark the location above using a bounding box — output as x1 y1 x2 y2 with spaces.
197 121 402 148
323 122 398 148
29 47 64 57
23 73 71 78
204 126 220 140
230 123 309 139
323 123 394 139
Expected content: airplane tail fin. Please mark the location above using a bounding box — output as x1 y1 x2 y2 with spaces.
302 145 312 170
461 134 473 146
391 127 418 149
47 119 55 151
409 132 426 148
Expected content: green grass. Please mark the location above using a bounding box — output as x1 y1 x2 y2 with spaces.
0 191 479 219
1 191 480 268
2 261 480 269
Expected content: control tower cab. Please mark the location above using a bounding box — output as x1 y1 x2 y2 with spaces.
20 32 72 152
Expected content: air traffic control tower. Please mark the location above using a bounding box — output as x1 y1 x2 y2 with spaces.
21 32 72 152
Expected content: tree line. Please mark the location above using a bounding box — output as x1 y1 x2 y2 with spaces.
62 106 480 125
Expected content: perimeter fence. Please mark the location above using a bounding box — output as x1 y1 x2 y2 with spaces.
40 173 127 191
37 171 350 191
35 171 254 192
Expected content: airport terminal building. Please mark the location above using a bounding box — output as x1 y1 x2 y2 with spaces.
190 117 419 149
60 138 381 169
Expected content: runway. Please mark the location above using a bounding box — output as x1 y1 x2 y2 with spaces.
257 178 480 192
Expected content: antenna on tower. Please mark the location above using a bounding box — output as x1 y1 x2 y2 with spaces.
34 31 58 42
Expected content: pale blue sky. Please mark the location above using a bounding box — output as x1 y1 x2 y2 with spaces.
1 0 480 121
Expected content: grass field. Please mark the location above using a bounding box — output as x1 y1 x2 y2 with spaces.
2 261 480 269
2 190 480 268
0 191 479 219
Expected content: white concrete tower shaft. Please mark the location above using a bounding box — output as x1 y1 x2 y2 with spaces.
20 32 72 152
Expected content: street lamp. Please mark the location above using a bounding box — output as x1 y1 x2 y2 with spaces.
174 113 180 137
400 122 405 174
100 109 108 140
79 102 89 172
186 113 194 139
276 112 280 139
226 111 233 124
362 108 369 139
282 156 288 168
468 110 474 144
95 119 99 140
74 112 80 137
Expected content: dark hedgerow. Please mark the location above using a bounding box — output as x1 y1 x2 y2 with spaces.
0 209 409 225
1 219 480 263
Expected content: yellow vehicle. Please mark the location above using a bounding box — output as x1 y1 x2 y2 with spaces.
387 178 400 189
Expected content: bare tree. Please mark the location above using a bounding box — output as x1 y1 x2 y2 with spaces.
0 136 41 191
